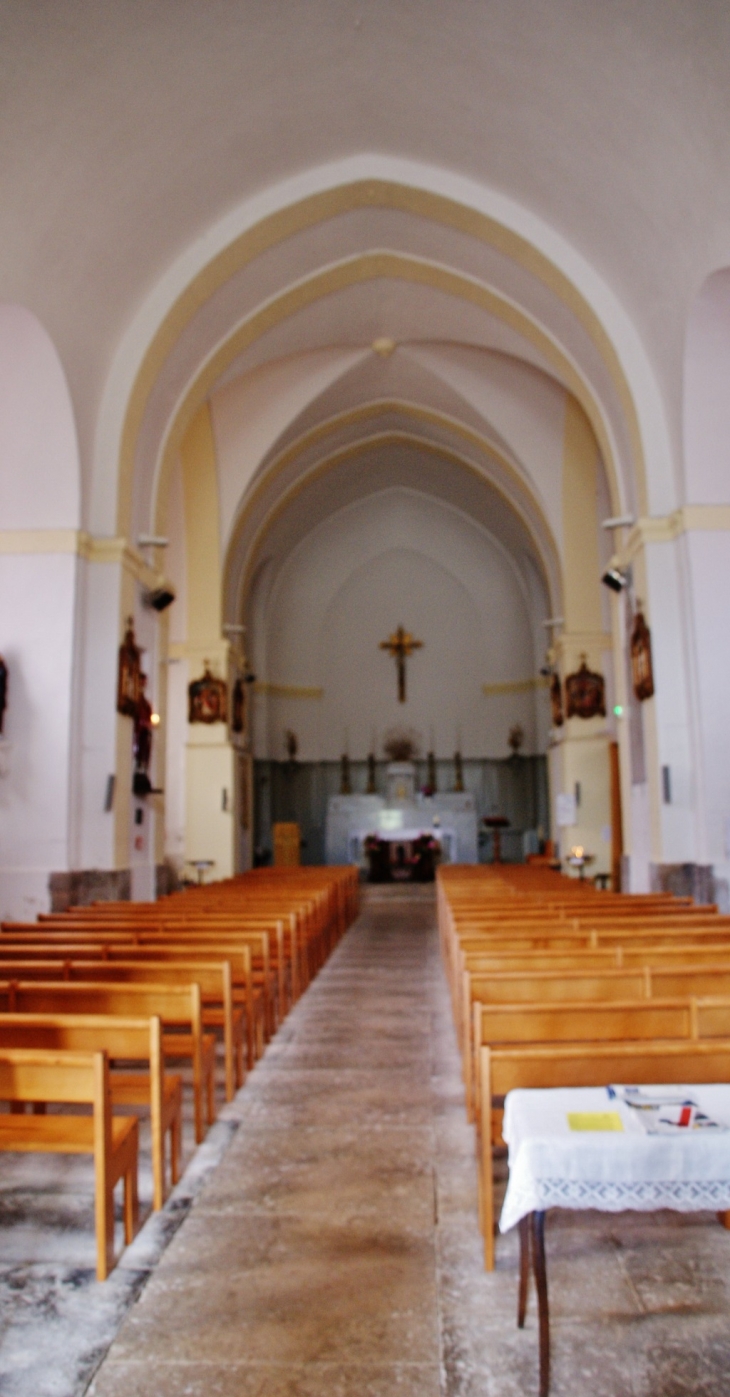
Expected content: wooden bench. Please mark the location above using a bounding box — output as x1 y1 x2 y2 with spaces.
0 938 265 1072
0 1047 139 1279
0 957 244 1103
0 1011 180 1210
470 993 730 1126
463 962 730 1118
0 981 214 1143
10 924 279 1046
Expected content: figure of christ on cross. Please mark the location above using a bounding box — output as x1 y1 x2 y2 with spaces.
379 625 423 702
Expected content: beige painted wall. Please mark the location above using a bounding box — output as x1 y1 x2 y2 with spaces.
552 397 612 875
178 404 234 880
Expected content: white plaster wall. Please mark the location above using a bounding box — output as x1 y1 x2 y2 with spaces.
642 540 697 866
165 460 188 648
258 488 545 762
211 349 367 549
683 268 730 505
0 552 77 917
0 304 80 530
75 557 123 871
683 530 730 886
408 346 568 550
164 657 188 870
185 730 235 877
0 305 81 916
628 783 652 893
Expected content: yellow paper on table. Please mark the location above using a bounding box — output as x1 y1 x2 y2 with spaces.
567 1112 623 1132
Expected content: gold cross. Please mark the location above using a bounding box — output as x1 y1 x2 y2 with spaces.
379 625 423 702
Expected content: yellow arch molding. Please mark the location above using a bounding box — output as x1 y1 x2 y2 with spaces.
117 179 645 534
223 395 560 593
151 250 623 536
227 428 563 623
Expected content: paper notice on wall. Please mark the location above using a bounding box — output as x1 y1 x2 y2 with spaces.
556 792 577 827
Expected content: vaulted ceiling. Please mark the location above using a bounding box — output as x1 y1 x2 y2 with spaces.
3 1 729 565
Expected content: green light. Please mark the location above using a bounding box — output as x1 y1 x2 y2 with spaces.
613 704 623 717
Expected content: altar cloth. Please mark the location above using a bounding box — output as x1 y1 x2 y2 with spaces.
500 1085 730 1232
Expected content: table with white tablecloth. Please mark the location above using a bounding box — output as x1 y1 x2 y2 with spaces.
501 1084 730 1233
499 1085 730 1397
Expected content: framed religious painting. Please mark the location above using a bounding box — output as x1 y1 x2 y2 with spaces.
630 608 655 701
188 665 228 724
565 657 606 720
117 618 142 718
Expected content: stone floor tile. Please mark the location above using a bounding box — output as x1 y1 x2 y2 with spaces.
233 1081 433 1128
110 1230 439 1366
150 1209 435 1275
194 1125 435 1224
615 1231 730 1315
434 1157 479 1219
90 1361 441 1397
263 1044 428 1070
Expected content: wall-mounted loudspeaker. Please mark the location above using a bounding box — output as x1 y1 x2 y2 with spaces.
143 587 176 612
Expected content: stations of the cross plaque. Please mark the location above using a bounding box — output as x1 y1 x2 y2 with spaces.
379 625 423 702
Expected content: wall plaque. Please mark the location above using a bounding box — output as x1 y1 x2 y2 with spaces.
188 665 228 724
565 658 606 720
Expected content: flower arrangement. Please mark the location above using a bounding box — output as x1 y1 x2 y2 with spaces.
411 834 441 857
410 832 441 882
383 728 421 762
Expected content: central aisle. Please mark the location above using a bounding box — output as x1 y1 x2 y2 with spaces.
91 885 491 1395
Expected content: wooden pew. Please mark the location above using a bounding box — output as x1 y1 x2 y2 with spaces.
0 957 244 1102
0 937 265 1071
0 981 214 1143
456 939 730 1063
463 962 730 1119
0 1012 180 1210
0 1047 139 1279
10 923 279 1044
471 995 728 1131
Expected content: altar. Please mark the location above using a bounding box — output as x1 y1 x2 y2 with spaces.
325 762 478 867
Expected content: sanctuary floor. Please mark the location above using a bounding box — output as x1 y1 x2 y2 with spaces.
4 887 730 1395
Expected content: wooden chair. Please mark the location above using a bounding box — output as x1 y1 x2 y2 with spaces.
0 1012 180 1210
0 1047 139 1279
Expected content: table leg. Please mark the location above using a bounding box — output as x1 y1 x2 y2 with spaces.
518 1214 531 1328
532 1210 550 1397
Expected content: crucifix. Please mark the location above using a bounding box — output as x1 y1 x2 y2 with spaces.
379 625 423 702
